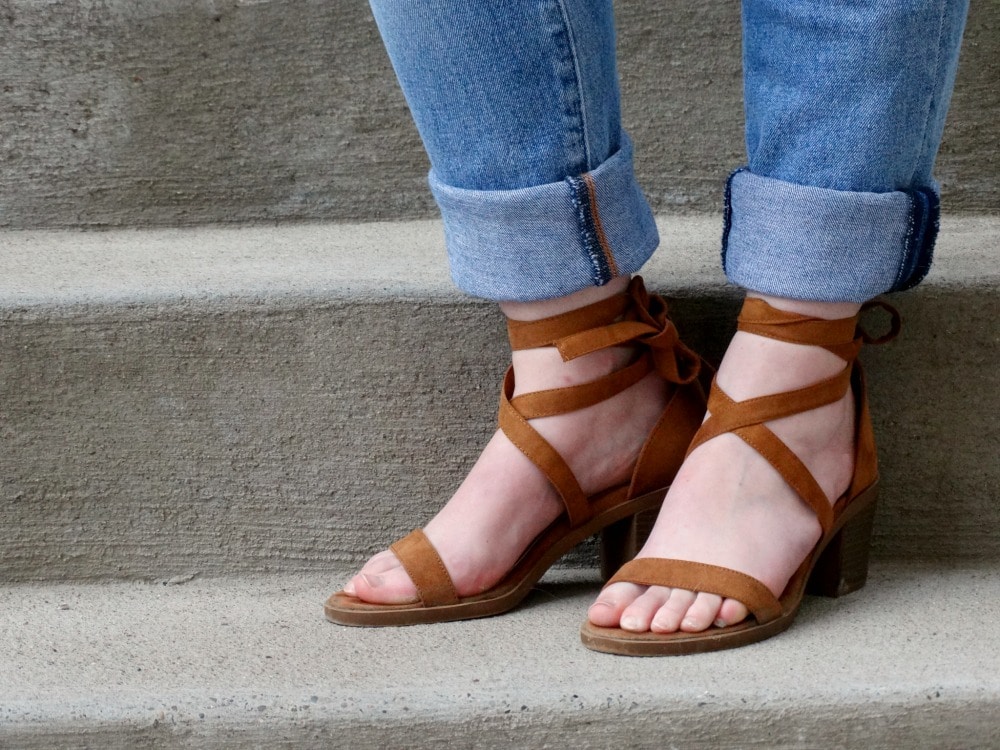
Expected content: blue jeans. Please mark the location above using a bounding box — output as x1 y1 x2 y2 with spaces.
369 0 969 303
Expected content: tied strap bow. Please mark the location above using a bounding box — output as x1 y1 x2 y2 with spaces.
548 277 702 385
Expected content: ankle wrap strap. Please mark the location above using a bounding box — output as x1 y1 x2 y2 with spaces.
499 276 704 529
506 277 702 386
689 296 900 534
738 298 902 363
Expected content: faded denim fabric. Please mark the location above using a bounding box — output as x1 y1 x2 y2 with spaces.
430 136 658 299
369 0 968 303
368 0 657 301
725 0 970 302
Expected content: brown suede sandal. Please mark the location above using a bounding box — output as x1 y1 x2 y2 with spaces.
580 296 900 655
325 276 709 626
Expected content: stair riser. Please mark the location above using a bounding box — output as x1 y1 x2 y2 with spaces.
2 289 996 583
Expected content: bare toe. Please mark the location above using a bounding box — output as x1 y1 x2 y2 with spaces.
620 587 672 632
348 556 419 604
343 550 411 598
358 549 401 575
649 587 697 633
716 598 750 628
679 592 724 632
588 581 648 627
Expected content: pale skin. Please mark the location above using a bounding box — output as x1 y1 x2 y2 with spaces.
343 274 861 634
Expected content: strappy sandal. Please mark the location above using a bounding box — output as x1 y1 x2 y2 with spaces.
580 296 901 655
324 276 709 626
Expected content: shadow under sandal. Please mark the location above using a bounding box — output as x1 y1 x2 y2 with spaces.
324 276 708 626
580 296 901 655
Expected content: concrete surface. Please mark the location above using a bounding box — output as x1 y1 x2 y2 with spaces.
1 563 999 748
0 1 997 230
0 216 997 583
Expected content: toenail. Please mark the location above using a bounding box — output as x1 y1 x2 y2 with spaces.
361 573 383 588
590 600 613 611
682 617 698 630
621 616 640 631
343 580 356 596
713 618 727 629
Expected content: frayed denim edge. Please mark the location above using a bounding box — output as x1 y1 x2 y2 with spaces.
893 186 940 293
567 174 614 286
720 167 747 274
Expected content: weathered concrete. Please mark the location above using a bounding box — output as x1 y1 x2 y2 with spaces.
0 217 997 583
1 563 999 748
0 1 996 229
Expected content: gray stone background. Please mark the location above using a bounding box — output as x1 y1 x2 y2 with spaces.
1 0 996 230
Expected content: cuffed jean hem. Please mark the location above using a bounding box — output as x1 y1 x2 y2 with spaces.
722 169 940 303
428 135 659 302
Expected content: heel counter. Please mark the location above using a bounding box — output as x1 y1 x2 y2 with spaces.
628 379 707 498
849 363 880 497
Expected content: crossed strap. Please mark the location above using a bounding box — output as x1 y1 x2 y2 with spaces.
686 298 900 534
500 277 702 529
387 277 702 607
607 558 784 624
605 296 901 625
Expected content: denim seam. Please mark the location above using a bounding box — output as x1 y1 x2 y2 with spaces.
913 2 949 182
548 0 591 174
583 173 619 276
567 174 615 286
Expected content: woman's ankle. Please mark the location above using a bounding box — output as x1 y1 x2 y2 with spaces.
502 276 634 395
750 292 861 320
720 292 862 401
500 275 631 321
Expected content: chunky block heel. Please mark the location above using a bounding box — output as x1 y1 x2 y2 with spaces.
599 506 659 581
807 487 878 598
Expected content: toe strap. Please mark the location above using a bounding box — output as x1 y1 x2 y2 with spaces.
607 559 783 625
389 529 460 607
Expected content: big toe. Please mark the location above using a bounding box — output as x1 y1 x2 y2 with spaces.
588 581 648 627
342 550 405 597
347 557 420 605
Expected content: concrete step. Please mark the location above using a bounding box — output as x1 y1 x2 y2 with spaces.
1 216 998 584
2 562 999 748
0 1 997 229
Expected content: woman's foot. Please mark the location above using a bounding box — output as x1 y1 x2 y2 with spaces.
342 276 672 605
588 294 861 633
